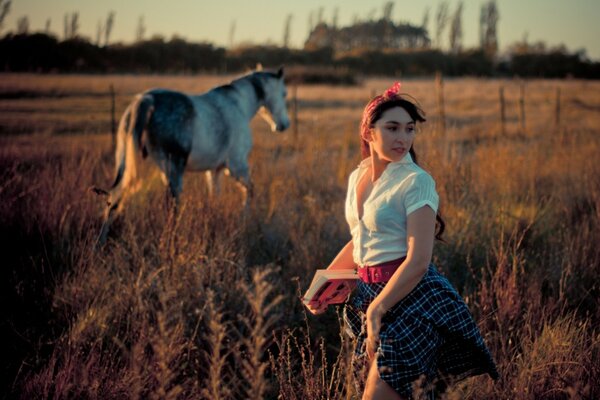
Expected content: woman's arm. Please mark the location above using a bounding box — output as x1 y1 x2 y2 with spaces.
365 205 436 358
326 239 356 270
306 240 356 315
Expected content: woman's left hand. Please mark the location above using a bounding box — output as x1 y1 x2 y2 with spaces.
365 302 386 361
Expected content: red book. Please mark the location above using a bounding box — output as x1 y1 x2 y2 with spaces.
302 269 358 310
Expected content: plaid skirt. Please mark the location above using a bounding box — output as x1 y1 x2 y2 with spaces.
343 264 499 398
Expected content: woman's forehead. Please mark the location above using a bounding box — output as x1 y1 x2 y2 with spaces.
378 106 413 123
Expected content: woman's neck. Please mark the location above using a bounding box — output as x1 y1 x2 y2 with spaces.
369 149 390 182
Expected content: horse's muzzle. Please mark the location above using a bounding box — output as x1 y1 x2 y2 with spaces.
276 120 290 132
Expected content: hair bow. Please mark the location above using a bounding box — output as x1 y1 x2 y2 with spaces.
383 82 402 98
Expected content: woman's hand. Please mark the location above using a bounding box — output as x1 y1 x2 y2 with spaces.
306 302 327 315
365 302 387 361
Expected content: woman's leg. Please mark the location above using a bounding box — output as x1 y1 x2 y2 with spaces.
362 357 404 400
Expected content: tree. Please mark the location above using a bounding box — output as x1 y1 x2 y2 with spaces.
136 15 146 42
421 6 430 31
332 7 339 29
282 14 292 48
449 1 463 53
383 1 394 21
104 11 115 46
70 12 79 38
96 20 103 45
435 1 449 49
480 0 499 58
0 0 11 33
63 14 68 39
16 15 29 34
317 7 324 25
229 19 236 48
63 12 79 39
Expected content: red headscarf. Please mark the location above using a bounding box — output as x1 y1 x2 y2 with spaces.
360 82 403 159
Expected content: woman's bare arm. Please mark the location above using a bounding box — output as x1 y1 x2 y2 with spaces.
364 205 436 358
368 205 435 313
327 240 356 270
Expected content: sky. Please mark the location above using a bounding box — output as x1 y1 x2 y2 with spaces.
4 0 600 61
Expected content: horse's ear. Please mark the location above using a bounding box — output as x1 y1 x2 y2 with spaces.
277 65 284 78
256 63 263 71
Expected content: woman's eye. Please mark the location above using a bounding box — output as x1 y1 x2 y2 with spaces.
407 126 415 133
387 126 397 132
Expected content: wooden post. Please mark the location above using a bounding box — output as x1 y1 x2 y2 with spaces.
292 84 298 144
436 72 446 137
337 124 352 186
110 84 117 151
519 81 526 134
555 87 561 129
499 86 506 136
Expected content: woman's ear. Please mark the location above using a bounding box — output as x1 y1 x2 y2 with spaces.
362 128 374 143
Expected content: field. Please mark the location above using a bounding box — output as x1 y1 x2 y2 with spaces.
1 72 599 399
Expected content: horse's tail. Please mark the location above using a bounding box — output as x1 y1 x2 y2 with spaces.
92 93 154 204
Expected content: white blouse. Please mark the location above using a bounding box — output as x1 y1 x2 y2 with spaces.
344 153 439 266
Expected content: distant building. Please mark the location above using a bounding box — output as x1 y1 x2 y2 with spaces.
304 20 430 53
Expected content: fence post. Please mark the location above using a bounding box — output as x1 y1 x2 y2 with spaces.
436 71 446 138
519 81 526 135
499 86 506 137
292 84 298 144
110 84 117 151
555 87 561 129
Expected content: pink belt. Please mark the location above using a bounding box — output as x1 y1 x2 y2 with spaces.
357 257 406 284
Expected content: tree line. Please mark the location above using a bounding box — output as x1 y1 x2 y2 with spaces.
0 0 598 79
1 32 598 79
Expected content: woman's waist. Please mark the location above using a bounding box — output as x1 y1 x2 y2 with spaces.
356 256 407 284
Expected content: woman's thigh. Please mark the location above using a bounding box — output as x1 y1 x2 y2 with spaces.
363 356 404 400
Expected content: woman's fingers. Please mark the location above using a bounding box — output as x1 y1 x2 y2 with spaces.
306 303 327 315
366 335 379 361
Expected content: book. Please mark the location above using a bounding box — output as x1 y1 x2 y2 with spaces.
302 268 359 310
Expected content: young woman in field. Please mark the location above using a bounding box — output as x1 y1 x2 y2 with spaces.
308 83 498 399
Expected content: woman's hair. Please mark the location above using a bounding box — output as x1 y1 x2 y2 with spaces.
359 83 445 240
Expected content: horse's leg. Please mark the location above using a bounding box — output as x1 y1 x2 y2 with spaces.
228 162 253 209
165 156 187 211
204 164 226 198
204 170 215 197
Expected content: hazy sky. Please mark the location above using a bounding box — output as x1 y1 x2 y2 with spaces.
5 0 600 60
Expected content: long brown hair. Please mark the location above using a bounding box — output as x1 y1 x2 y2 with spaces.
359 90 446 241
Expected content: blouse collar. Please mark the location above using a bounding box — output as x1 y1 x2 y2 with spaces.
358 152 414 169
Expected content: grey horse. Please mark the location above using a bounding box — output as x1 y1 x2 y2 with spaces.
93 67 290 244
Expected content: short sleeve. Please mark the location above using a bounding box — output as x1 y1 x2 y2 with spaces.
403 172 439 215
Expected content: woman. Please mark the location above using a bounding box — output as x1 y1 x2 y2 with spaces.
308 83 498 399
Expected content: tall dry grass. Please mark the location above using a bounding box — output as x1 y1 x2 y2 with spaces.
1 74 599 399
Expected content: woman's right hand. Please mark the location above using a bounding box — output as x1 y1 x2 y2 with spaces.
306 302 327 315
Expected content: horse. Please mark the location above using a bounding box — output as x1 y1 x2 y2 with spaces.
93 66 290 244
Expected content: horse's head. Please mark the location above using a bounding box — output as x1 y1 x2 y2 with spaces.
256 67 290 132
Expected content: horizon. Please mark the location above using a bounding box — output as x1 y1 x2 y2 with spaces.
3 0 600 61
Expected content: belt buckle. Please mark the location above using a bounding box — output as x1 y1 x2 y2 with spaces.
359 266 371 284
367 267 376 284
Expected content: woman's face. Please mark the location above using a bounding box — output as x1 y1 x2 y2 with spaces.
367 106 415 163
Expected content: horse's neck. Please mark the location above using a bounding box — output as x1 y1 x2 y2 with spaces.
231 78 262 119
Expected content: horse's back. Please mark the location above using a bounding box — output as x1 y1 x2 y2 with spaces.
141 88 198 160
139 87 247 172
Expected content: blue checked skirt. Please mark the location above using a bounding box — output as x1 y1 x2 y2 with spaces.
343 264 499 398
